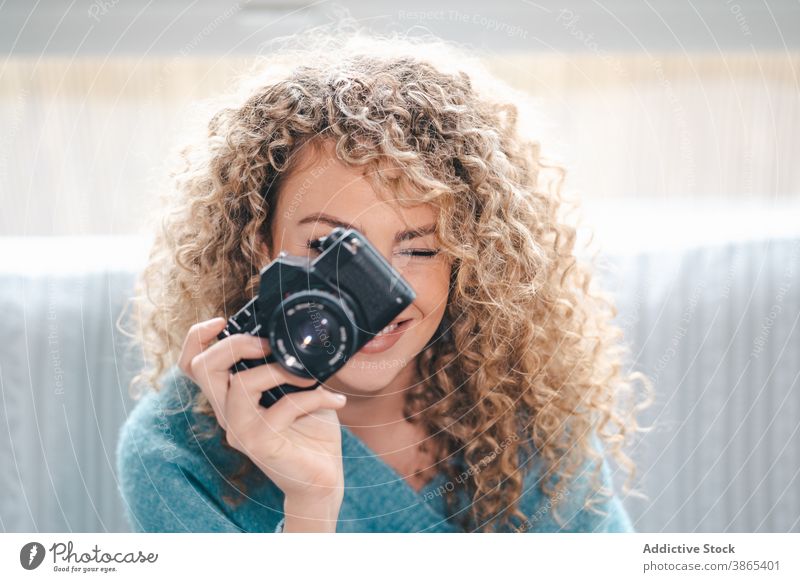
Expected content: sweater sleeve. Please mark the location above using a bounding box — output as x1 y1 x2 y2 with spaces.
571 437 636 533
595 490 635 532
116 403 244 533
518 437 636 533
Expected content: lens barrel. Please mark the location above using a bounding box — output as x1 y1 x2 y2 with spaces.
266 289 358 379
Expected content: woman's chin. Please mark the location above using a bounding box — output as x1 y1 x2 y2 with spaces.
321 352 414 395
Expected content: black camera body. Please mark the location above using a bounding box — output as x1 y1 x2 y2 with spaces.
217 227 416 408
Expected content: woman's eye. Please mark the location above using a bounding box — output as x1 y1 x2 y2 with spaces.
396 248 439 259
306 239 439 262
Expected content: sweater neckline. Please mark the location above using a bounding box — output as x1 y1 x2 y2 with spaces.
338 423 462 532
339 423 447 499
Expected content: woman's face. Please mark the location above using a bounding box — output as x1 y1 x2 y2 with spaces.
262 141 451 397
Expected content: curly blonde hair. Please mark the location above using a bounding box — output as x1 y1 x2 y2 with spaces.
121 27 653 532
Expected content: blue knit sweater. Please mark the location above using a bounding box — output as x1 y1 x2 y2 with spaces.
115 367 635 533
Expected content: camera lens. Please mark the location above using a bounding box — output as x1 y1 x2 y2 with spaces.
267 290 358 379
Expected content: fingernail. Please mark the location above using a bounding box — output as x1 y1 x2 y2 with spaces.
333 393 347 403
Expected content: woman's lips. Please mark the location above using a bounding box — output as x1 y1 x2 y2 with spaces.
358 319 412 354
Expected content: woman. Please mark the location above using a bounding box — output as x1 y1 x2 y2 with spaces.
116 30 651 533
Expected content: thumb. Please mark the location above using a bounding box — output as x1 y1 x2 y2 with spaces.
179 317 228 376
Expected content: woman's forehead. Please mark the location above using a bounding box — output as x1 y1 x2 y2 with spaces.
276 145 438 229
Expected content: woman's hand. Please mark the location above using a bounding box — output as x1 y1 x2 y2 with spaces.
178 317 347 532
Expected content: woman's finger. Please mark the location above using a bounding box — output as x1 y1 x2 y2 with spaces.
225 363 316 435
231 362 318 394
261 386 347 434
226 385 346 459
191 333 271 376
178 317 227 382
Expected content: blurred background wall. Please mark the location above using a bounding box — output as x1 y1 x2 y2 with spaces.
1 52 800 237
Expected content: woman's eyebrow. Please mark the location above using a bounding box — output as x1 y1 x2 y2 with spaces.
297 213 364 233
297 212 436 243
394 223 436 243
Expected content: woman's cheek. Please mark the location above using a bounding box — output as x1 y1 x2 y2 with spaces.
404 279 450 329
401 259 450 292
401 269 435 305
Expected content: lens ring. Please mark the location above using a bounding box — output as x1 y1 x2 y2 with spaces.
267 290 359 379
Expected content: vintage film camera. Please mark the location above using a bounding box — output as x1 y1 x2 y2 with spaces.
217 227 416 408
